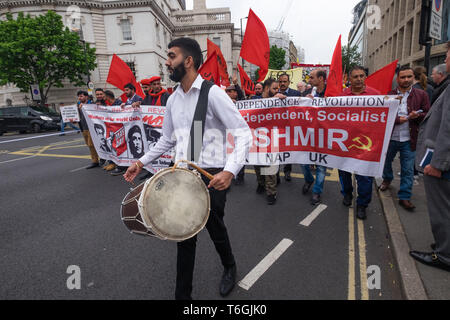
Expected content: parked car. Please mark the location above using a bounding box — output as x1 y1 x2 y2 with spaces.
0 105 61 135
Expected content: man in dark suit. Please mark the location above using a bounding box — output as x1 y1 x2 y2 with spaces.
278 73 301 181
120 83 143 108
410 42 450 272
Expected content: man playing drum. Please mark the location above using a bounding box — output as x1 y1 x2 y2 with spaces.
123 37 253 300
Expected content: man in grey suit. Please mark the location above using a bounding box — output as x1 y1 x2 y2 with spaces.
410 42 450 272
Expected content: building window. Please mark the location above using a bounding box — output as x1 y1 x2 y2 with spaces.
121 19 132 41
213 37 221 48
155 22 161 46
126 62 136 77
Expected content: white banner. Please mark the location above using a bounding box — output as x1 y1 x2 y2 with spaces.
82 104 173 174
60 105 80 123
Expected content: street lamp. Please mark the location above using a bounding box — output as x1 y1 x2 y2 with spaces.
240 17 248 69
72 24 92 92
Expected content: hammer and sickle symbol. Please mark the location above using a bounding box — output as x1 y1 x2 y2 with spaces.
348 135 373 151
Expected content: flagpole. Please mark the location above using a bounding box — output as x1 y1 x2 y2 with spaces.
240 16 248 70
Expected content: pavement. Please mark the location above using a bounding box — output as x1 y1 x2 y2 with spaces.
375 157 450 300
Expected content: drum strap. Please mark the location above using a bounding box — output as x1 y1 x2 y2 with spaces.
189 80 214 162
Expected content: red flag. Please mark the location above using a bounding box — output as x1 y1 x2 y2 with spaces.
198 51 220 85
366 60 398 95
325 35 343 97
106 54 145 99
240 9 270 82
207 39 230 87
238 64 255 96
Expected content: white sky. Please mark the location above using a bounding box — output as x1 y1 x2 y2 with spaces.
186 0 361 64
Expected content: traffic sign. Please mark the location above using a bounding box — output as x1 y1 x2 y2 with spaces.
30 84 41 101
429 0 444 40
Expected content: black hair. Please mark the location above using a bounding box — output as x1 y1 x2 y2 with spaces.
95 88 104 93
278 73 290 81
168 37 203 70
263 78 278 90
94 123 105 135
124 83 136 91
128 125 144 158
397 65 414 76
348 65 367 76
77 90 89 97
104 90 115 99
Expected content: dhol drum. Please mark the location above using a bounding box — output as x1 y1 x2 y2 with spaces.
120 161 211 241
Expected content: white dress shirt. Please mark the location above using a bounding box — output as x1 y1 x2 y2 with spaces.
391 89 411 142
139 75 253 177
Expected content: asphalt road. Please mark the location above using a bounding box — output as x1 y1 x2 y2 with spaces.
0 130 403 300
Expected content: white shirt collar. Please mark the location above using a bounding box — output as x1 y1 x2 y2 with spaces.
175 74 204 96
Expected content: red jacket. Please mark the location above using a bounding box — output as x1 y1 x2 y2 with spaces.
388 87 430 151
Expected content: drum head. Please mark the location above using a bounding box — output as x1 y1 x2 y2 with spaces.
138 168 210 241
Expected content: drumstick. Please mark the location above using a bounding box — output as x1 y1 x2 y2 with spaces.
172 160 215 181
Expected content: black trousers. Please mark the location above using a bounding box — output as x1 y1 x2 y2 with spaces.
175 170 235 300
284 164 292 173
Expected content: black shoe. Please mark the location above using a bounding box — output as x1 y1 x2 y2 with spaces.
256 185 265 194
99 159 106 166
410 251 450 272
343 193 353 207
267 194 277 205
110 167 125 176
59 133 65 136
356 206 367 220
302 181 313 195
311 193 321 205
284 171 292 182
220 264 237 297
86 162 99 169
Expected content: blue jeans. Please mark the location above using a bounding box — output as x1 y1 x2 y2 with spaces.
339 171 373 207
61 121 80 133
382 140 415 200
302 165 327 194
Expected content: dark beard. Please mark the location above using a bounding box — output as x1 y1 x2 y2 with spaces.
169 61 187 82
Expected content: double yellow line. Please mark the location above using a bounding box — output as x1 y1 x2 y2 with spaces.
347 179 369 300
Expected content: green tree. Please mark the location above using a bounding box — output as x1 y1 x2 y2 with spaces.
0 11 97 106
342 45 362 74
254 45 287 80
269 45 286 70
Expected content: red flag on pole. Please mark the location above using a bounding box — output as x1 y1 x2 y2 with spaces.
238 64 255 96
325 35 343 97
239 9 270 82
198 51 221 85
365 60 398 95
207 39 230 87
106 54 145 99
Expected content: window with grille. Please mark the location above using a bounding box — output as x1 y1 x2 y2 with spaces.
126 62 136 77
121 19 132 41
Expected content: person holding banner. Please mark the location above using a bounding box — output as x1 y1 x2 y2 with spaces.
142 76 171 106
379 66 430 211
123 37 253 300
254 78 281 205
278 73 302 182
302 69 328 205
77 91 101 169
120 83 143 109
250 82 263 100
339 66 380 220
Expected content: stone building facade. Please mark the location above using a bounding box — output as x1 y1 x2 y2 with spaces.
366 0 449 73
0 0 246 109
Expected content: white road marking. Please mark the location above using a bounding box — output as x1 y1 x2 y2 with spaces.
70 166 88 173
0 131 78 144
0 155 36 165
238 238 293 291
299 204 328 227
